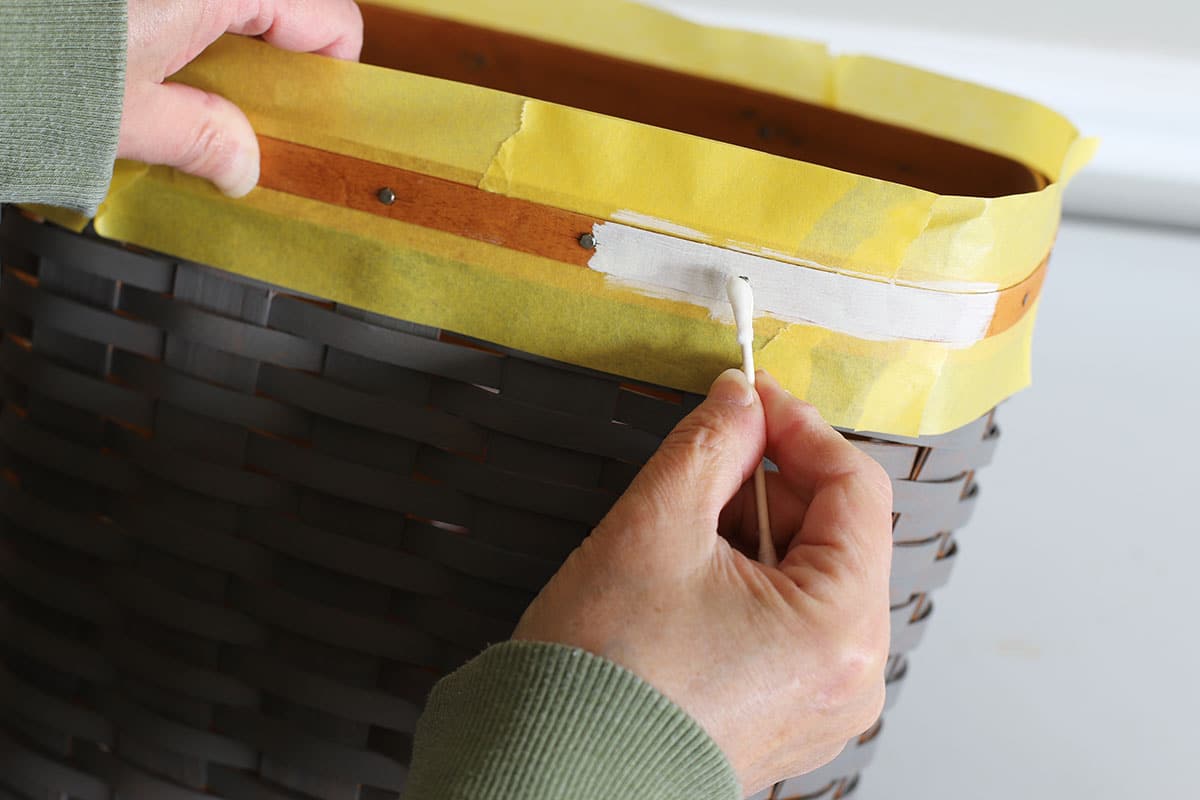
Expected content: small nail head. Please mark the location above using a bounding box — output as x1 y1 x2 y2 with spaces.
578 233 596 250
377 187 397 205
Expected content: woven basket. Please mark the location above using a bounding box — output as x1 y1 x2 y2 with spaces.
0 0 1085 797
0 210 996 800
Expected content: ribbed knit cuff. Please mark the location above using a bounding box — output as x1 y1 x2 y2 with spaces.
405 641 741 800
0 1 127 214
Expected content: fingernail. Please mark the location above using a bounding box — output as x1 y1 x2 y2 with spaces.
709 368 755 407
220 147 260 199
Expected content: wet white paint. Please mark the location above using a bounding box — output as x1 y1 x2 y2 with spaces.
589 222 1000 346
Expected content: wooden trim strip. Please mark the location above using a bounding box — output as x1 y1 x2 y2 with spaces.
258 136 597 268
987 257 1049 337
256 136 1045 342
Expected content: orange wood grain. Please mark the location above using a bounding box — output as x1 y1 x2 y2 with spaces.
257 136 597 268
988 257 1049 337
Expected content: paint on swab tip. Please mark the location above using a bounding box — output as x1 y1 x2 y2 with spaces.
726 274 757 390
725 274 776 567
727 274 755 350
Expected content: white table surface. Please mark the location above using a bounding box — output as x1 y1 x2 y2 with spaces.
865 217 1200 798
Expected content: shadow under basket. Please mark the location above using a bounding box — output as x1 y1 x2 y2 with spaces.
0 210 998 800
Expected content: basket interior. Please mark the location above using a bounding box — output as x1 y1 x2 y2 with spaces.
357 3 1042 197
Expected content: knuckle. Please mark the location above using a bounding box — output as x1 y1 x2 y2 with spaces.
775 401 816 447
232 0 266 29
668 411 729 456
180 105 240 176
654 412 732 477
814 634 889 713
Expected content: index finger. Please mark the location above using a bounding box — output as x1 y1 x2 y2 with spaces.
757 371 888 498
756 371 893 577
230 0 364 61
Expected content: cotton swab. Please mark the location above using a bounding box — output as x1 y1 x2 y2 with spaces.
726 275 776 567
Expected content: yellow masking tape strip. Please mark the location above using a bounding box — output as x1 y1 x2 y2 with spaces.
170 29 1093 289
372 0 1097 181
94 164 1034 436
480 100 1083 289
756 300 1036 435
831 56 1088 184
17 205 90 233
70 0 1094 437
175 36 525 186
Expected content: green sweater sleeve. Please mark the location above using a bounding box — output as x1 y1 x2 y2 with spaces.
405 641 741 800
0 1 127 215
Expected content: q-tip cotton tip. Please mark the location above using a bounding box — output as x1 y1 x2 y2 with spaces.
726 275 755 348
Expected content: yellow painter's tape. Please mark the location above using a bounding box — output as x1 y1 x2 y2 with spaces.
169 28 1094 290
94 162 1033 436
73 0 1093 435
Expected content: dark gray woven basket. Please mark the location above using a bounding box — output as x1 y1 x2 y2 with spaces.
0 208 997 800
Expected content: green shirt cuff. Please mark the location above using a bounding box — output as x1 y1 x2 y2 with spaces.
0 1 127 214
406 641 741 800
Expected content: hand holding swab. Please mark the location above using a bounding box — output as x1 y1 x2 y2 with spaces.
726 275 776 567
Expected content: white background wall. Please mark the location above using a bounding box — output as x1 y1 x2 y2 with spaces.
653 2 1200 796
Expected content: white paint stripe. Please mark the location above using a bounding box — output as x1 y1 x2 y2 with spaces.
589 222 1000 346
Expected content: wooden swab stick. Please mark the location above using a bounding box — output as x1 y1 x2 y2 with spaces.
726 275 776 567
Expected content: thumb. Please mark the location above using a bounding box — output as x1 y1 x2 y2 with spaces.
118 82 260 198
601 369 766 554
